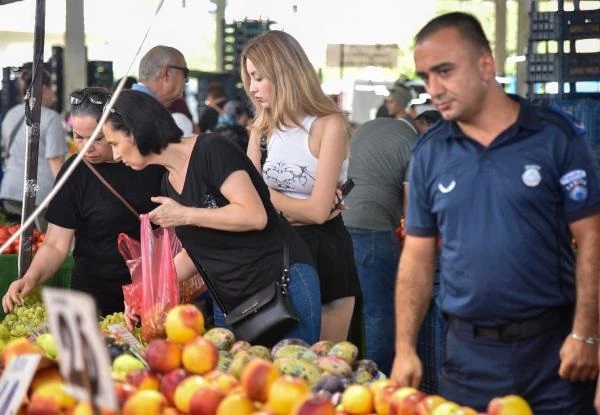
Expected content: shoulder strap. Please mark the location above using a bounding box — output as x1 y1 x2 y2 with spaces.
83 159 140 219
4 114 25 160
259 134 268 168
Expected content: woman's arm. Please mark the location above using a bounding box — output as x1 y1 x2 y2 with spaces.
247 129 263 172
149 170 268 232
269 113 348 224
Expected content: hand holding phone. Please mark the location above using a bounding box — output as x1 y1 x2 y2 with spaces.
332 178 355 211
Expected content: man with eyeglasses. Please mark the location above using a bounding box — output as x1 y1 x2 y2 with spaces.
131 45 194 135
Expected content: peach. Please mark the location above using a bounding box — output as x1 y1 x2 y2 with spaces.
173 375 209 413
24 398 61 415
160 368 189 406
165 304 206 344
415 395 446 415
30 367 63 392
369 379 397 396
205 370 240 392
30 381 77 412
126 368 161 390
241 359 281 402
122 389 168 415
267 376 310 415
72 401 119 415
188 386 226 415
290 393 336 415
163 408 185 415
340 384 374 415
216 392 256 415
114 381 138 408
3 337 44 367
487 395 532 415
389 389 426 415
455 407 478 415
182 337 218 375
431 402 460 415
373 385 398 415
145 338 182 373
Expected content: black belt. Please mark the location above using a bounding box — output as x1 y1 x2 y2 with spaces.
447 307 572 342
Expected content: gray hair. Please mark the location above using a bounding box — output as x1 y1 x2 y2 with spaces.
138 45 185 81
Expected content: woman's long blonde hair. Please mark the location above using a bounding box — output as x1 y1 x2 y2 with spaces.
241 30 343 137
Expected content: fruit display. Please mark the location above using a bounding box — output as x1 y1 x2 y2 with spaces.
0 287 47 342
1 302 534 414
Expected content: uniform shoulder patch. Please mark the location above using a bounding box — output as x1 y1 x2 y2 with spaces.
537 101 587 139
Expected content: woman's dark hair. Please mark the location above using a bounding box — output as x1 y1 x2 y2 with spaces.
20 68 52 92
70 87 111 119
106 89 183 156
415 12 491 54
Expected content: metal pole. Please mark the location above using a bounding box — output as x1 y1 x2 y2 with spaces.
19 0 45 276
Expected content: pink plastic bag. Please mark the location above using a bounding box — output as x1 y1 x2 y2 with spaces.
118 214 205 341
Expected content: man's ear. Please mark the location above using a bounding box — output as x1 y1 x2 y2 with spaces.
479 52 496 81
160 65 170 80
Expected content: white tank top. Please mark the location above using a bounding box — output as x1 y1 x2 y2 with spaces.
262 116 349 200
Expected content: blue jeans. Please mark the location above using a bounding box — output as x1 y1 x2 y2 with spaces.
213 263 321 345
349 228 400 375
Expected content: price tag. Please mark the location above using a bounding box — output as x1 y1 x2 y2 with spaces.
0 354 41 415
108 324 147 367
42 287 117 411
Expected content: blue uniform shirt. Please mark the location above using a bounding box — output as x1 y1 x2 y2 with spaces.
406 96 600 325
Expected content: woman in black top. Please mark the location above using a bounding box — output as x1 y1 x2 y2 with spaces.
102 90 321 345
2 87 164 316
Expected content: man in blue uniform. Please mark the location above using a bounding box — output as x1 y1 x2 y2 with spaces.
391 12 600 414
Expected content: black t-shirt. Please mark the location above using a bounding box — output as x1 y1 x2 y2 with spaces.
46 157 164 316
198 106 219 132
166 134 313 312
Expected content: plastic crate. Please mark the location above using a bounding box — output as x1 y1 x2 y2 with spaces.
527 53 600 83
529 11 560 40
554 98 600 160
563 9 600 40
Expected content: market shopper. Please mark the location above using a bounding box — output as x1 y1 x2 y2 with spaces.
242 30 361 342
391 12 600 413
102 89 321 345
342 117 417 375
2 87 164 317
0 68 68 232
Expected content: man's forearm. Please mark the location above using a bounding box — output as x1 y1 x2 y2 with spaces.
394 238 436 352
573 246 599 337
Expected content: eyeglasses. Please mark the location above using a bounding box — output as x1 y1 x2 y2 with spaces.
103 102 122 118
167 65 190 83
70 91 109 106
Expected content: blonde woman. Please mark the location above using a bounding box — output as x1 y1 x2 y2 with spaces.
242 30 361 342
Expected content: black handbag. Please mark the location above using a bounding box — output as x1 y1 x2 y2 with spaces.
192 218 299 347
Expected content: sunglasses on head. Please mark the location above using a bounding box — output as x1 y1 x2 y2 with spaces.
70 91 109 106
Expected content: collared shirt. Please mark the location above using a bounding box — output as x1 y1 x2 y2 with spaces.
406 96 600 324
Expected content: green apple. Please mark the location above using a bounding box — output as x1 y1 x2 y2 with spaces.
112 353 145 381
0 324 10 341
36 332 58 359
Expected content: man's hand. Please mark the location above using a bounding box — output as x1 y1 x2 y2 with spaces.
389 347 423 388
558 334 599 381
149 196 188 227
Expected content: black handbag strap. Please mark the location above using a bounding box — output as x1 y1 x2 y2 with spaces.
83 159 140 219
259 134 268 168
3 114 25 161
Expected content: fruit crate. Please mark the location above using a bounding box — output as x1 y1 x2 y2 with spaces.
528 53 600 83
0 253 73 319
529 8 600 40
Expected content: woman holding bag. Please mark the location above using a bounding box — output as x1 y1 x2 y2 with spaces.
102 89 321 345
2 87 164 317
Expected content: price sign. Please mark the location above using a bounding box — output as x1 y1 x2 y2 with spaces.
42 287 117 411
0 354 41 415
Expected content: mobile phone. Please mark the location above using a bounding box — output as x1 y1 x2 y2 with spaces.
334 178 355 210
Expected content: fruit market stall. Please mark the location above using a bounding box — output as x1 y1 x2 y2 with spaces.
0 291 534 415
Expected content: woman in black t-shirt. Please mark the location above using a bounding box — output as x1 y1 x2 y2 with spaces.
2 87 164 317
102 90 321 345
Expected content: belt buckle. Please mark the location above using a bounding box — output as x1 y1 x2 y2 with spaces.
498 323 522 341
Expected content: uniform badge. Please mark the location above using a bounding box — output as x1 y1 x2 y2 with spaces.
522 165 542 187
560 169 588 201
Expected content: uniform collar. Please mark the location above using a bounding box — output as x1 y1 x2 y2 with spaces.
444 94 543 141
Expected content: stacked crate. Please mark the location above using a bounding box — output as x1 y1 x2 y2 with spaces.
527 0 600 161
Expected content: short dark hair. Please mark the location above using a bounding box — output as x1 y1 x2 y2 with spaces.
415 12 491 54
415 110 442 127
107 90 183 156
70 87 111 119
20 68 52 93
206 82 226 99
